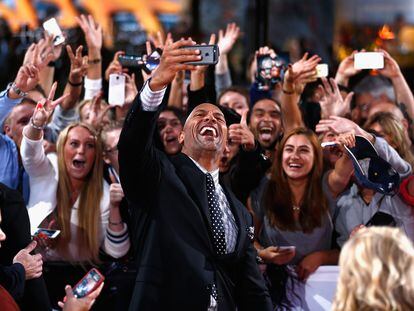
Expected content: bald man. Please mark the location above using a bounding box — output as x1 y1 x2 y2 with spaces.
119 39 272 311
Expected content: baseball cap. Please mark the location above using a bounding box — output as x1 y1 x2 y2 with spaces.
344 136 400 194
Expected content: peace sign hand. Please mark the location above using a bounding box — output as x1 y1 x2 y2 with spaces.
32 82 69 129
66 45 88 82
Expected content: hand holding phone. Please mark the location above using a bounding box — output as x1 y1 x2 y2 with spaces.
72 268 105 299
43 18 65 46
181 45 219 65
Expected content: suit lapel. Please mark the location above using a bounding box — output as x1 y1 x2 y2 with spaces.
170 154 214 243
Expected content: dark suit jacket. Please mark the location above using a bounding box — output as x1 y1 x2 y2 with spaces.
0 183 51 310
118 93 272 311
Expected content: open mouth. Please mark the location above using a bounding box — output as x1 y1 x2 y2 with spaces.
288 163 303 169
258 126 274 141
199 126 217 138
72 159 86 169
165 136 178 144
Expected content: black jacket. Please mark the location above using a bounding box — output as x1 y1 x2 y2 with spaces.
118 93 272 311
0 183 51 310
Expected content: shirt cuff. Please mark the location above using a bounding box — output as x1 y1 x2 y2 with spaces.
141 80 166 111
84 78 102 100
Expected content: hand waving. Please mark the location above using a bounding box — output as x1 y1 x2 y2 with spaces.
318 77 354 118
76 14 103 50
217 23 240 55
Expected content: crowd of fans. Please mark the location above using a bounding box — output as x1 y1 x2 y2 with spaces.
0 11 414 311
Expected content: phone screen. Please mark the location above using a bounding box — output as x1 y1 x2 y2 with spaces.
145 50 161 72
33 228 60 239
354 52 384 70
73 269 104 298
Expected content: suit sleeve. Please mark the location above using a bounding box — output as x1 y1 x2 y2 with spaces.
118 82 166 206
230 143 271 205
236 214 273 311
0 263 25 301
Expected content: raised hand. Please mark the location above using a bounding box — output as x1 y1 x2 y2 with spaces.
13 241 43 280
124 73 138 105
377 49 401 79
228 110 255 151
76 14 103 51
217 23 240 55
315 116 359 135
32 82 69 128
14 41 54 96
85 93 111 130
109 183 124 208
149 38 201 91
283 53 320 94
148 31 173 51
318 77 354 118
67 45 88 83
335 50 362 87
105 51 126 81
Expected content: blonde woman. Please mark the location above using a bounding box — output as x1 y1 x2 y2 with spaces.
20 83 129 262
333 227 414 311
364 111 414 168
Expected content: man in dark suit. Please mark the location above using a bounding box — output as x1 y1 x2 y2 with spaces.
119 39 272 310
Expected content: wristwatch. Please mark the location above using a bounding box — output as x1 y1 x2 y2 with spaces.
7 82 28 98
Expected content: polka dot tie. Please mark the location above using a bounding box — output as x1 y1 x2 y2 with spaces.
206 173 227 255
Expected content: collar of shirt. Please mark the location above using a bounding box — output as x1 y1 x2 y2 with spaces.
188 156 220 189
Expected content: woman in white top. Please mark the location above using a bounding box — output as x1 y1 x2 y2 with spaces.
21 83 129 262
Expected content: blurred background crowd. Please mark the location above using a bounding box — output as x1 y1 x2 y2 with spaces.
1 0 414 310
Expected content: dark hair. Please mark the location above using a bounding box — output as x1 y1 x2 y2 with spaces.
217 86 250 107
160 106 185 126
264 127 328 232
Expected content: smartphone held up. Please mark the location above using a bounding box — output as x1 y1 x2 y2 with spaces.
108 74 125 107
118 48 162 74
354 52 384 70
181 44 220 65
43 18 65 46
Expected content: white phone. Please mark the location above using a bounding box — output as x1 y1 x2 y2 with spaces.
316 64 328 78
354 52 384 70
33 228 61 239
108 74 125 107
42 18 65 46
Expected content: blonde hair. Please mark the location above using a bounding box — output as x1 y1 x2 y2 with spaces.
333 227 414 311
364 112 414 168
56 122 104 262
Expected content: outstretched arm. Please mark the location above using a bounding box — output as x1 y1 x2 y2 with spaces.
118 39 200 205
281 53 320 133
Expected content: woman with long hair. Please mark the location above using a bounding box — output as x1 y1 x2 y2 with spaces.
20 83 129 262
364 111 414 168
332 227 414 311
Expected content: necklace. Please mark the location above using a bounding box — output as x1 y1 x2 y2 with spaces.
293 205 300 212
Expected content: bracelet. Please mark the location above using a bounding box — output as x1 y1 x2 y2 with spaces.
8 82 28 98
109 219 123 226
68 79 83 87
282 88 295 95
30 117 46 130
88 58 101 65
